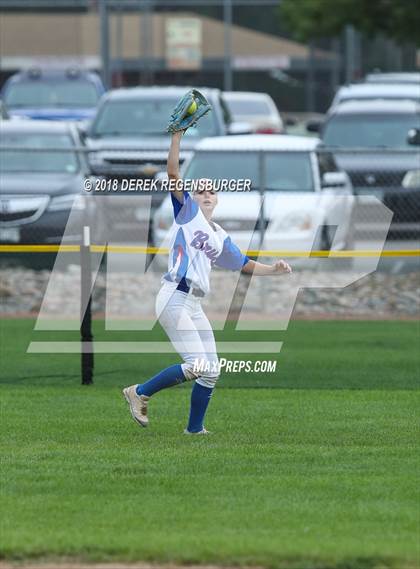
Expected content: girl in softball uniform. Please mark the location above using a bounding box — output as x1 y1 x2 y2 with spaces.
123 131 291 434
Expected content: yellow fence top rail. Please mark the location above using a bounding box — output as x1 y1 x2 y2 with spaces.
0 244 419 257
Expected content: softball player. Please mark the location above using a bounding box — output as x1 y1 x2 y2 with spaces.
123 131 292 434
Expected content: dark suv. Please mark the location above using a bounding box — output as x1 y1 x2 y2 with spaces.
0 121 91 244
1 68 105 122
319 99 420 237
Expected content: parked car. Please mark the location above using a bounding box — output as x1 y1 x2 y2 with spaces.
84 86 236 240
223 91 284 134
86 86 233 177
1 68 105 122
153 135 354 266
316 99 420 237
364 72 420 85
330 83 420 108
0 121 93 244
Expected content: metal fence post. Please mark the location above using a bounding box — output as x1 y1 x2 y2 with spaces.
115 2 124 87
99 0 111 89
305 40 315 112
140 0 147 85
330 37 340 95
223 0 233 91
81 225 94 385
344 24 356 83
258 150 267 312
258 150 266 251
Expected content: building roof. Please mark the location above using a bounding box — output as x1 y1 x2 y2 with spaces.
0 11 333 71
195 134 321 152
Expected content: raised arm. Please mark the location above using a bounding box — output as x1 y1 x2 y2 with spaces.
242 259 292 276
167 131 184 204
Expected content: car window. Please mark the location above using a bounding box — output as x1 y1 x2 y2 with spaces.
184 151 314 192
91 98 218 137
4 81 100 108
323 114 420 148
0 132 79 173
219 95 232 125
317 152 339 176
226 98 272 116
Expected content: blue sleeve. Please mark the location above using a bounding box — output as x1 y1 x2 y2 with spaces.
170 191 199 224
215 236 249 271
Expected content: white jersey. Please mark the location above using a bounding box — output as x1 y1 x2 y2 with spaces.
163 192 248 295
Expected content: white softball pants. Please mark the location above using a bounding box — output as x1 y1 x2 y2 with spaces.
155 282 220 388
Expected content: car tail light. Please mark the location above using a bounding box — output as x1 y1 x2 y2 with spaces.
255 127 282 134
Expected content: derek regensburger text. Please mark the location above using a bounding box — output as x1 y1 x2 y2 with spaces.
84 178 252 193
163 179 252 192
193 359 277 374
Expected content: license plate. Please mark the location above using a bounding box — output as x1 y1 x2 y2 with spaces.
0 227 21 243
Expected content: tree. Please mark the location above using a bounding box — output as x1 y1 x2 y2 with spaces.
280 0 420 46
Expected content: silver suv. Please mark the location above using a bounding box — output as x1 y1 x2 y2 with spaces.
321 100 420 237
86 86 231 181
84 86 233 240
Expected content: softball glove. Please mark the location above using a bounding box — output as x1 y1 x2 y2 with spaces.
166 89 212 133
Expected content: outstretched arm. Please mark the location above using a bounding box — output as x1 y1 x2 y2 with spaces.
167 131 184 203
242 259 292 276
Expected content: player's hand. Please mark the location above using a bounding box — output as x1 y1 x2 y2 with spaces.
272 260 292 274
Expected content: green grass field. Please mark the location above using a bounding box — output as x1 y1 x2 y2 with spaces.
1 319 419 569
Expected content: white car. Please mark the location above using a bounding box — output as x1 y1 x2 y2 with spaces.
224 92 284 134
364 72 420 85
331 83 420 108
152 135 355 267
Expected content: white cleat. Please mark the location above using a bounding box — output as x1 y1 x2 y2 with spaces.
122 385 149 427
184 427 211 435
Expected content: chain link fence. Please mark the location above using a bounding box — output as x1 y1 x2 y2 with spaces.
331 148 420 240
0 142 419 323
0 144 419 246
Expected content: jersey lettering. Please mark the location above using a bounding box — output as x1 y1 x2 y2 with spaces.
190 230 219 264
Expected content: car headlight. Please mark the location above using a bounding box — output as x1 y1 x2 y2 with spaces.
87 151 103 165
48 194 86 212
276 212 314 232
402 169 420 189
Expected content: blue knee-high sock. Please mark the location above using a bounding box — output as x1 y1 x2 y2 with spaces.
136 364 186 397
187 382 213 433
